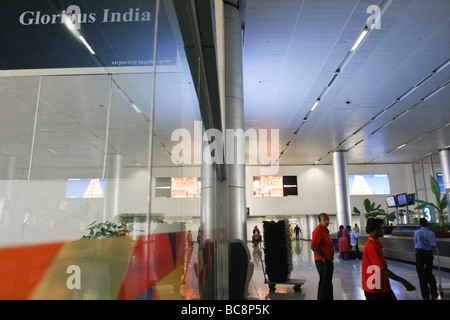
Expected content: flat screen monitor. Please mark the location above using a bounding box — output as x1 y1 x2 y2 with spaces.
385 196 397 208
348 174 391 195
396 193 408 207
253 175 298 197
407 193 415 205
155 177 201 198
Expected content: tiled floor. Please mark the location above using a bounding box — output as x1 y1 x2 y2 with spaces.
247 239 450 300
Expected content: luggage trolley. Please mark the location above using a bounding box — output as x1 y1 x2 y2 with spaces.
436 248 450 299
256 246 305 292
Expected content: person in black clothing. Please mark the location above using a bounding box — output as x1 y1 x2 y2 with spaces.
294 224 301 240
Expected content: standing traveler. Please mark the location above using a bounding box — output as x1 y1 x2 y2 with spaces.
294 224 301 240
362 218 416 300
311 213 335 300
349 225 359 254
414 218 438 300
339 226 350 260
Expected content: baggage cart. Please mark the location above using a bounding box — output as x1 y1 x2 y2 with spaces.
436 248 450 299
256 246 305 292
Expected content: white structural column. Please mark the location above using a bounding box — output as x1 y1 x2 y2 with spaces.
201 135 216 241
224 1 246 241
306 214 318 241
103 154 121 222
439 148 450 216
333 151 352 228
439 148 450 190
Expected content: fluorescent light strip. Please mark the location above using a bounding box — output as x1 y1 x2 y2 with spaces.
310 100 320 111
131 103 142 114
327 72 339 87
416 72 435 87
398 86 417 101
422 85 446 101
350 28 369 51
392 109 409 121
78 35 96 55
436 59 450 73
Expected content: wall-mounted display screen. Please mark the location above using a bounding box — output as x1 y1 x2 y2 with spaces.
396 193 408 206
348 174 391 195
155 177 201 198
253 175 298 197
385 196 397 208
407 193 415 205
65 178 105 198
437 173 445 193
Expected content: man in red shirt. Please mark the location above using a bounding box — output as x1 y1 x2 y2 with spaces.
311 213 335 300
362 218 416 300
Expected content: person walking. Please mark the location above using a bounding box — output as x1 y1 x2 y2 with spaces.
414 218 438 300
294 224 301 240
362 218 416 300
311 213 335 300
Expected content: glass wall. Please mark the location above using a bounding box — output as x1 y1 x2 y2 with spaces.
412 152 447 224
0 0 222 300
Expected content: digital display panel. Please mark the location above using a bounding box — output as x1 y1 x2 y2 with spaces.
253 176 298 197
407 193 415 205
155 177 201 198
396 193 408 206
66 178 105 198
385 196 397 208
348 174 391 195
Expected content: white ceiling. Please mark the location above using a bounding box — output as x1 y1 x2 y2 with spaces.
243 0 450 165
0 0 449 179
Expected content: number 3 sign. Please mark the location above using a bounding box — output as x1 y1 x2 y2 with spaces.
422 205 434 223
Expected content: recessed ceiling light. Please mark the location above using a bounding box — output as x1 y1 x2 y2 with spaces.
310 100 320 111
350 28 369 51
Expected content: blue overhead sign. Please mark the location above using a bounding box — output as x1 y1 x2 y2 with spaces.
0 0 177 70
422 205 434 223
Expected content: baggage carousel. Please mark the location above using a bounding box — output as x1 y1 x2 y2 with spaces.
357 227 450 271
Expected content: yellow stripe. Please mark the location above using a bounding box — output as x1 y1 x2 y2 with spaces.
30 237 136 300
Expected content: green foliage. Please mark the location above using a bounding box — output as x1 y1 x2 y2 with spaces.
427 224 450 232
81 220 135 239
353 198 388 219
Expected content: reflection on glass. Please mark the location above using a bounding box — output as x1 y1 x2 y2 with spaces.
0 0 209 300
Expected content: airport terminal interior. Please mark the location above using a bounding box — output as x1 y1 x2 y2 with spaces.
0 0 449 301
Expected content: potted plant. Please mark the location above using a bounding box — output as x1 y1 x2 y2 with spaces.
353 198 395 231
81 220 135 239
415 175 448 227
427 224 450 238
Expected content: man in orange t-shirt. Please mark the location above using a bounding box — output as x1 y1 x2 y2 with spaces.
362 218 416 300
311 213 335 300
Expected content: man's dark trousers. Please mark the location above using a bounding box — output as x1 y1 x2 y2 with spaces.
415 249 438 300
315 259 334 300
